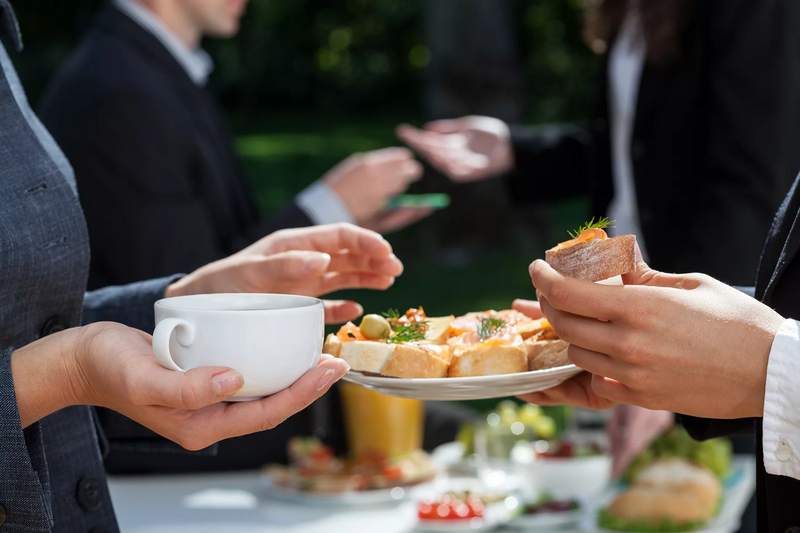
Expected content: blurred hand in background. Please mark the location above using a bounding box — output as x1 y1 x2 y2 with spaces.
323 147 432 233
396 116 513 182
607 405 675 478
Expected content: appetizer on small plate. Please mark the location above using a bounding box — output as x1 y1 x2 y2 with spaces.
262 437 437 505
416 491 518 532
599 458 723 532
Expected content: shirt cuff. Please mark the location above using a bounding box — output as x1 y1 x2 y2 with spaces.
296 182 355 226
763 318 800 479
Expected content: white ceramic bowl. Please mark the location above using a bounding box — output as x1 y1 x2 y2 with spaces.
515 454 612 499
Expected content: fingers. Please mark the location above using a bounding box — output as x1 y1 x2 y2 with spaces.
323 300 364 324
368 207 435 234
211 357 350 439
256 251 332 281
317 272 395 294
518 372 617 410
326 251 404 277
512 299 543 319
271 224 394 258
567 344 632 383
530 260 627 320
423 118 467 134
131 365 245 410
538 297 618 354
621 260 703 290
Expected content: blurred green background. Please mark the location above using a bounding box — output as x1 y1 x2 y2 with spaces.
12 0 596 331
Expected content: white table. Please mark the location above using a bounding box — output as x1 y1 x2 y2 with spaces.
109 457 755 533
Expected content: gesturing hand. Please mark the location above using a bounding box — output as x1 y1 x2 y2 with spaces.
69 323 349 450
396 116 513 182
322 147 431 233
167 223 403 324
529 258 785 419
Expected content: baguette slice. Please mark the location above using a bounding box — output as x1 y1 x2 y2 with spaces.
526 338 570 370
546 234 636 281
333 338 451 378
448 335 528 377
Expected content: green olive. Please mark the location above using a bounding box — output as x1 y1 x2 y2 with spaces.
359 314 392 340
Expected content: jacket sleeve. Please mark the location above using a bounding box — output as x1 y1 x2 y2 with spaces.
81 275 182 334
680 415 756 440
0 347 53 531
505 122 595 205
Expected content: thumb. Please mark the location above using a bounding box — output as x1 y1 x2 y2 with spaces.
424 118 465 134
257 251 331 281
140 366 245 410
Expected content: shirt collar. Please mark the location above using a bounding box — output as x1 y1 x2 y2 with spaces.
113 0 213 85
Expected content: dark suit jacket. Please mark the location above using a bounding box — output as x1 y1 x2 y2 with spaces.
39 3 312 291
508 0 800 287
681 174 800 531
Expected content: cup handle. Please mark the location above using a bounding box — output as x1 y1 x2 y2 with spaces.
152 317 195 372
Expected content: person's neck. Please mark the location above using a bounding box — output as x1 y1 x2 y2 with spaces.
136 0 202 48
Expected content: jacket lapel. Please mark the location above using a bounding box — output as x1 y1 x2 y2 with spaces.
0 0 22 52
760 176 800 302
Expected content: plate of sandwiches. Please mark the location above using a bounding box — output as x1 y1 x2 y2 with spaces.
326 218 638 401
262 437 438 505
324 307 581 400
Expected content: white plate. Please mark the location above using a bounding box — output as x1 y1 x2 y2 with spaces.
261 478 414 506
342 365 582 401
508 509 583 530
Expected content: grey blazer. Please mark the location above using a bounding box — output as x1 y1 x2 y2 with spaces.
0 2 179 531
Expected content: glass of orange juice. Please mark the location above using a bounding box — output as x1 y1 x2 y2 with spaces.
339 381 424 458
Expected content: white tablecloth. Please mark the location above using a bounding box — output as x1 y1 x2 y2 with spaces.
109 456 755 533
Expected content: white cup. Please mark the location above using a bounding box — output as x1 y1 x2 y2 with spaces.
152 293 324 401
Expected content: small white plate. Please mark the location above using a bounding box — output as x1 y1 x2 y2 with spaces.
261 479 413 506
342 365 582 401
508 509 583 530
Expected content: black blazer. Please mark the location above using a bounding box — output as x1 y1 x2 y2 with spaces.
508 0 800 287
682 174 800 531
39 3 312 291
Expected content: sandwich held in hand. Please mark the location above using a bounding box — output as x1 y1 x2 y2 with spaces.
324 307 571 379
546 217 636 281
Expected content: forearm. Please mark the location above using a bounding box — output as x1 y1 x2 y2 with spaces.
10 329 83 428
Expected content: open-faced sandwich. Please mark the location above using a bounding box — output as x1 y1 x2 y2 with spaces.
264 437 437 493
600 458 723 532
546 217 636 281
324 307 571 379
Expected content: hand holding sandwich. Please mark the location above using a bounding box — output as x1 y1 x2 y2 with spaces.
526 256 784 419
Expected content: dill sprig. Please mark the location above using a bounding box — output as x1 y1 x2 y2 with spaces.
382 308 400 326
478 316 506 340
386 321 429 343
567 216 614 239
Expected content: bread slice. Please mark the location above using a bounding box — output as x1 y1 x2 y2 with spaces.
323 333 342 358
526 338 570 370
546 234 636 281
448 336 528 377
333 338 451 378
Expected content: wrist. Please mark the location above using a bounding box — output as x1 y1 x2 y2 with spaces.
11 327 87 427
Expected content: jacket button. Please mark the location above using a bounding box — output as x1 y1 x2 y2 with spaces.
76 476 102 512
0 504 6 524
40 316 66 337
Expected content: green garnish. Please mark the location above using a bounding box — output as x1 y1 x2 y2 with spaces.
382 308 401 326
478 316 506 340
386 321 429 344
567 216 614 239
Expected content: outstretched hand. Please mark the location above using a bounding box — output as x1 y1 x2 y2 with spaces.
166 223 403 324
396 116 513 182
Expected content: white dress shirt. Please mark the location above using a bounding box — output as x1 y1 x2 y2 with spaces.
606 11 649 259
114 0 355 226
763 318 800 480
